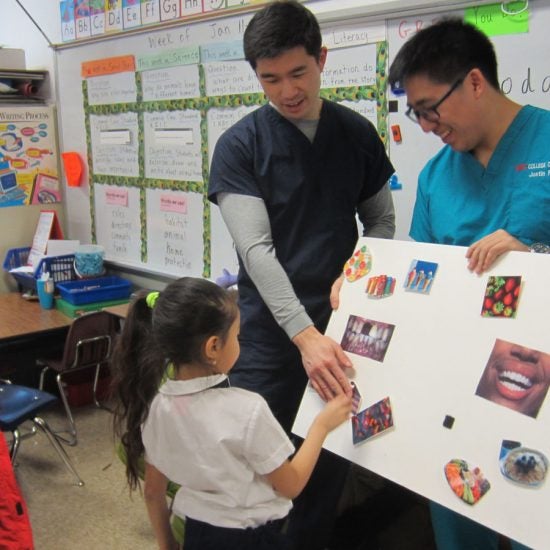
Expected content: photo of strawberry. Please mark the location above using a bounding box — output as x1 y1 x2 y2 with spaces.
481 275 522 318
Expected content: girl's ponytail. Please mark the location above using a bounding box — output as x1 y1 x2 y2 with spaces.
111 291 165 490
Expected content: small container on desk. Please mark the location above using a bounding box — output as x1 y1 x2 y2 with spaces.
3 247 77 293
56 276 131 305
56 297 130 319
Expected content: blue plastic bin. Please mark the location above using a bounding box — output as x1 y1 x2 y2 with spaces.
3 247 77 292
56 276 131 305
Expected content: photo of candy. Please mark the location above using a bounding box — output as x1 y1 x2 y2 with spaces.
366 274 396 298
352 396 394 445
499 440 548 487
444 459 490 505
343 245 372 282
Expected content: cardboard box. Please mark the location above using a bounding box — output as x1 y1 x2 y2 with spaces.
0 48 26 70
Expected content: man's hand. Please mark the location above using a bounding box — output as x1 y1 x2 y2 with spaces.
466 229 528 274
292 325 353 401
330 274 345 310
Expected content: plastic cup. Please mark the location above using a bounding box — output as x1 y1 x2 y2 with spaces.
37 278 54 309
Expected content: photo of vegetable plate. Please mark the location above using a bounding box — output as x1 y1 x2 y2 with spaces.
481 276 522 318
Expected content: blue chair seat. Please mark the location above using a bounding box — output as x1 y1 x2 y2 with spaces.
0 385 57 431
0 381 84 486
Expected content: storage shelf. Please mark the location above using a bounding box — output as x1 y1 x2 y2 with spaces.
0 69 48 104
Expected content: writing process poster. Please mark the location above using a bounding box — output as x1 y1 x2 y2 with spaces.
0 105 60 208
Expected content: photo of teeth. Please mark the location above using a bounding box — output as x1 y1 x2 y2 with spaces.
475 339 550 418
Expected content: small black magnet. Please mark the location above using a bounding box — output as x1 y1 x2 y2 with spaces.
443 415 455 429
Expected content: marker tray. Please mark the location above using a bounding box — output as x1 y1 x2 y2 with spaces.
3 246 77 292
56 276 131 305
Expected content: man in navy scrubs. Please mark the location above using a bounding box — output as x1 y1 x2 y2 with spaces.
209 2 395 548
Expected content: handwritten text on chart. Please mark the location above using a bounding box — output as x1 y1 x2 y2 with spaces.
322 44 377 88
146 189 204 275
136 47 200 71
322 22 386 49
87 72 137 105
105 188 128 207
204 61 262 96
90 113 140 177
206 105 259 166
144 16 247 50
142 65 200 101
94 184 141 262
160 194 187 214
144 110 202 182
501 67 550 95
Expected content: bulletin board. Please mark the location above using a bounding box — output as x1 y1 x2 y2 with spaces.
55 9 389 279
293 237 550 549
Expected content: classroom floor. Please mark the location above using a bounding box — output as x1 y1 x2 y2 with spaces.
12 400 437 550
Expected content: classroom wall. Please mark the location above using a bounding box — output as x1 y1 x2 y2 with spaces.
0 1 65 294
0 0 532 293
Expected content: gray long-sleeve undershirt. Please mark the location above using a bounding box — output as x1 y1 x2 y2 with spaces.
217 185 395 340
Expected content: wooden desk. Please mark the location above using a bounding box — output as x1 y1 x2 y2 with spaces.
0 293 71 343
102 303 128 319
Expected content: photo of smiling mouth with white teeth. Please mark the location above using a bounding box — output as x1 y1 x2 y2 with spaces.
476 339 550 419
498 369 535 393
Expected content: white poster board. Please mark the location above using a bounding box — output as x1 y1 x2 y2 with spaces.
293 237 550 550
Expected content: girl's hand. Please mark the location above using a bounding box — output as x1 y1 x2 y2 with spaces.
315 393 352 433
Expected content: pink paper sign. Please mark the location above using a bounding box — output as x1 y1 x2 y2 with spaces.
105 188 128 206
160 194 187 214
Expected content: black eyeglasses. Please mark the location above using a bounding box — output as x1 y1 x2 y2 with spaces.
405 78 464 124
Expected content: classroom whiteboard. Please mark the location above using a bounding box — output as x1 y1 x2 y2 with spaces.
293 237 550 550
55 10 390 280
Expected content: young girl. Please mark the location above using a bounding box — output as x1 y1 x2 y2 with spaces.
112 277 351 550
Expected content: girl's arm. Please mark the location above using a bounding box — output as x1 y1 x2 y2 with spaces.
265 393 352 499
144 461 178 550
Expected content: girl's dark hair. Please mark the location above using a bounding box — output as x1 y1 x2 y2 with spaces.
388 17 499 91
244 0 322 70
112 277 238 490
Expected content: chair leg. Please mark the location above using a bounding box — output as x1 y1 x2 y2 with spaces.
38 364 48 391
33 416 84 487
54 373 78 446
9 428 21 463
93 363 112 412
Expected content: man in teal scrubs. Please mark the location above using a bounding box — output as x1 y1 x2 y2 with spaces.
389 17 549 550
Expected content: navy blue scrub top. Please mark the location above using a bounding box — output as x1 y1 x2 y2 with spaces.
209 101 394 348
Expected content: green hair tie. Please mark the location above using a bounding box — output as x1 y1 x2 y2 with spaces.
146 291 160 309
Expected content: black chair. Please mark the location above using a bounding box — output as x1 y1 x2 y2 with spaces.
0 380 84 486
37 311 119 446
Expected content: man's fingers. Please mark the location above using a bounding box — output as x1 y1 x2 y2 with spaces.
311 378 333 402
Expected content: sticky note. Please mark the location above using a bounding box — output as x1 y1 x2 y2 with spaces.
465 2 529 36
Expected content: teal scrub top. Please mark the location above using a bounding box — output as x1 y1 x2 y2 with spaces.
410 105 550 246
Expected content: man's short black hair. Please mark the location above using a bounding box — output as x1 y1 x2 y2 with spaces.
244 0 322 71
388 18 499 91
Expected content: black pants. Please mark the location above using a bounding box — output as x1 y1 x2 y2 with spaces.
230 340 350 550
184 517 291 550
